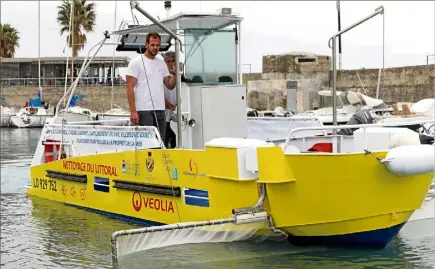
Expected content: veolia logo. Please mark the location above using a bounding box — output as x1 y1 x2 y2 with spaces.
132 191 142 212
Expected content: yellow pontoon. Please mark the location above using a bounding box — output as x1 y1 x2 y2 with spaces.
27 1 434 263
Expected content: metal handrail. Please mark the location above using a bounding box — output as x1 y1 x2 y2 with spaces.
0 76 126 86
282 119 435 152
329 6 384 129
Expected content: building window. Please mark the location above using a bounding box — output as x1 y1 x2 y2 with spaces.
296 57 317 64
286 81 298 89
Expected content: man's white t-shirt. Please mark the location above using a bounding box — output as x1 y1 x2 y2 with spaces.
125 54 170 111
164 86 177 122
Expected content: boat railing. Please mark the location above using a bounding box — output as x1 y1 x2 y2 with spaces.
55 36 109 118
0 76 126 88
328 5 384 128
282 119 435 152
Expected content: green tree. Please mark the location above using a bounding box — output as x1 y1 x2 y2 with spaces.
57 0 96 80
0 23 20 58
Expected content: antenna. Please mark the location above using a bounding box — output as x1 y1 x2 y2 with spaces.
164 1 172 18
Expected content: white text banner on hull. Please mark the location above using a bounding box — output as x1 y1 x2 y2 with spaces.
42 124 163 157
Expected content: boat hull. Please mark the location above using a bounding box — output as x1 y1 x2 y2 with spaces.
27 146 433 249
1 114 12 127
97 114 130 126
286 222 405 248
63 112 95 124
10 114 52 128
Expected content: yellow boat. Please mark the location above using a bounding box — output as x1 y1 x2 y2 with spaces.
27 1 434 262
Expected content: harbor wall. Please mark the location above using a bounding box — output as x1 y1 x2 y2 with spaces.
1 53 433 112
242 52 434 111
336 65 434 104
0 86 128 112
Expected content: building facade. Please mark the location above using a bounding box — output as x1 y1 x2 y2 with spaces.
0 56 129 87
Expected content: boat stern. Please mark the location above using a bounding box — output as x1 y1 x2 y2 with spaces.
255 145 434 248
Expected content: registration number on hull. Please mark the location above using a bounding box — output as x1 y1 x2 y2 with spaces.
32 178 57 192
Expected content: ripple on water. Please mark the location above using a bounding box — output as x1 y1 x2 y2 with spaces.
1 128 435 269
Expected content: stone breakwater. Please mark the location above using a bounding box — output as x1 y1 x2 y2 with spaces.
0 86 129 112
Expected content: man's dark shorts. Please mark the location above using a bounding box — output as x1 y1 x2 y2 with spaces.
137 110 166 142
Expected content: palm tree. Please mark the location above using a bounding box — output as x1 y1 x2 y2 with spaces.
0 23 20 58
57 0 96 81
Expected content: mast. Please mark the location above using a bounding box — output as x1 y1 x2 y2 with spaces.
111 0 117 110
38 0 42 100
336 0 342 70
71 0 74 85
63 0 73 107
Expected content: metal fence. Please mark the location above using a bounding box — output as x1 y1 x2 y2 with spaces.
0 76 126 88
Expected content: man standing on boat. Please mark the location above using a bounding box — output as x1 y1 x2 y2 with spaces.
162 51 181 148
125 32 176 141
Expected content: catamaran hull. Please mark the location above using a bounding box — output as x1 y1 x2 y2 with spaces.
286 223 405 248
10 115 52 128
27 146 433 249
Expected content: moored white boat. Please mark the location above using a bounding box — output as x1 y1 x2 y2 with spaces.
1 106 15 127
59 106 95 125
57 94 96 125
97 108 130 126
10 106 54 128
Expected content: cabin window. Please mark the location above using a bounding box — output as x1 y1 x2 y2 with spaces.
184 28 237 85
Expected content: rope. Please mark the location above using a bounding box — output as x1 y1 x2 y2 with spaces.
364 149 384 163
129 7 182 224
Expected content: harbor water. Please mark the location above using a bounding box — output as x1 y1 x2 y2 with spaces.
1 128 434 269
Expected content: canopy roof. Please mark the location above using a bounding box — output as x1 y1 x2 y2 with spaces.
112 12 243 36
113 12 243 53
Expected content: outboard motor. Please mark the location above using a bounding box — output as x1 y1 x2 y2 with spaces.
419 133 434 145
337 109 374 135
247 110 259 117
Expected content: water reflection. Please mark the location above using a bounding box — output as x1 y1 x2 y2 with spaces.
0 128 41 162
1 128 434 269
28 196 138 268
116 232 432 269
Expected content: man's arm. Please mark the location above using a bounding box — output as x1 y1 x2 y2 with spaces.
165 99 176 111
163 61 176 90
125 60 139 112
126 75 137 112
163 74 176 90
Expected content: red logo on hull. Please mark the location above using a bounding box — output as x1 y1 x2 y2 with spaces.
132 191 142 212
